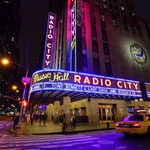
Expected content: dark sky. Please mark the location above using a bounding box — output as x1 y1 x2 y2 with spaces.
17 0 150 79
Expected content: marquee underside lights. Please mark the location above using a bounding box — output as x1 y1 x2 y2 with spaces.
29 70 142 98
43 13 56 69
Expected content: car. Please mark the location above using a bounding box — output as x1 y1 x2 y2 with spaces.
115 112 150 135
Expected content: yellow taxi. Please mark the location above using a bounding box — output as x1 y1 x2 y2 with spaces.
115 110 150 135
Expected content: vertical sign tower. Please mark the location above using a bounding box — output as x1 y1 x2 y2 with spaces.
70 0 77 71
43 12 56 69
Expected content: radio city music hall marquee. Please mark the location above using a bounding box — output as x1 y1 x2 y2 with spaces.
29 70 142 97
43 13 56 69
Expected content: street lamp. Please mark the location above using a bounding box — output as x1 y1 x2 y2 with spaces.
12 85 17 90
2 58 9 65
1 58 29 127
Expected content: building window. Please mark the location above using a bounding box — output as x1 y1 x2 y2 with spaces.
102 30 108 40
82 25 86 33
127 107 135 113
100 14 105 22
95 0 99 6
122 16 128 31
82 38 86 49
83 55 87 67
93 51 99 59
82 49 87 55
111 14 117 26
91 30 97 38
105 63 112 76
130 23 136 34
103 43 110 55
93 58 100 74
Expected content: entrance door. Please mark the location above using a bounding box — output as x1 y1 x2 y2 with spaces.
99 104 115 123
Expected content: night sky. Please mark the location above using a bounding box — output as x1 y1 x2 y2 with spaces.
16 0 150 79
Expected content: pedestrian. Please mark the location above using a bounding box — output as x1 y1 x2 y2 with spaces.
62 114 66 133
27 113 30 124
43 112 47 125
30 113 34 125
13 111 20 136
72 115 76 128
39 112 42 125
70 115 73 128
106 120 110 128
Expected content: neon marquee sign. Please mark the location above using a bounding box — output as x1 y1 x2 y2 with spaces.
70 0 77 71
43 13 56 69
30 70 142 97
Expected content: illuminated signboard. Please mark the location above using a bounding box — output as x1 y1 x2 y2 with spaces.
29 70 142 97
43 13 56 69
70 0 77 71
145 82 150 98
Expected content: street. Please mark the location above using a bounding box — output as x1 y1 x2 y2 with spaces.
0 130 150 150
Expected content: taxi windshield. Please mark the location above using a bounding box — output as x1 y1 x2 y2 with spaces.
124 115 144 121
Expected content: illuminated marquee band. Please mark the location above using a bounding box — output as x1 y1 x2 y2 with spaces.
43 13 56 69
29 70 142 97
145 82 150 98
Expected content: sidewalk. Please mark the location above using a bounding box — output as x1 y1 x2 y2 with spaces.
15 121 115 135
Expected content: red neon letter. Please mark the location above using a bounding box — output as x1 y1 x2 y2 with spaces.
127 82 132 89
46 54 51 59
45 60 50 65
93 77 99 85
74 75 81 83
47 43 52 48
48 34 53 39
100 79 103 86
49 25 53 29
117 81 123 88
124 82 127 88
133 83 138 90
105 79 111 87
49 20 54 24
50 15 54 20
84 76 90 84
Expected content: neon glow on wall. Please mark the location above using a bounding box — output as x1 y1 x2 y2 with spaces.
43 13 56 69
29 69 142 98
145 82 150 98
70 0 77 71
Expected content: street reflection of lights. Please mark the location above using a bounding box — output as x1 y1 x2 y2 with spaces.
139 98 143 101
16 90 19 93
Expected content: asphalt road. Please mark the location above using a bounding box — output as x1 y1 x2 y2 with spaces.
0 130 150 150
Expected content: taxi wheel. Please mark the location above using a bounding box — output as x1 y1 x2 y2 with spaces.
148 127 150 135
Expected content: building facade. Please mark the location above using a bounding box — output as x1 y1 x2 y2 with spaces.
0 0 21 109
29 0 150 124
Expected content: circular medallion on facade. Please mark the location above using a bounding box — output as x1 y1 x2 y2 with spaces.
130 43 147 64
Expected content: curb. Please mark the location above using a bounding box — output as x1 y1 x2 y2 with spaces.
31 127 115 135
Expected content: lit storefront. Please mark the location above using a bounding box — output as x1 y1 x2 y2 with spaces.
28 70 150 123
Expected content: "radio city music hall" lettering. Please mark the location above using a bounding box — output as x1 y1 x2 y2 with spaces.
71 0 76 50
74 75 139 90
43 13 56 69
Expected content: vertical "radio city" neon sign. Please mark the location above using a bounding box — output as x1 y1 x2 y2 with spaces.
43 13 56 69
70 0 77 71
